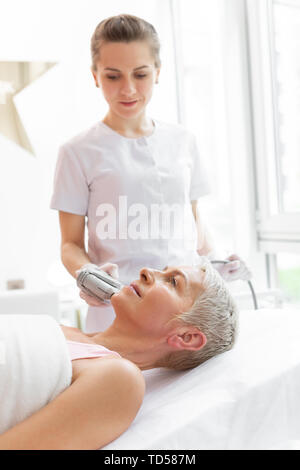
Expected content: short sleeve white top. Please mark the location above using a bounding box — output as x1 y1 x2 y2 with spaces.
50 118 210 286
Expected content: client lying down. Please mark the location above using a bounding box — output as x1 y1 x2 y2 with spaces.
0 257 238 450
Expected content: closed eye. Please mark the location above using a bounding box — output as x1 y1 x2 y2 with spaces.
163 268 188 292
106 74 147 80
167 276 177 288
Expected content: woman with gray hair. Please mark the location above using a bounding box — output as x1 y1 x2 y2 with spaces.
0 259 237 450
154 257 238 370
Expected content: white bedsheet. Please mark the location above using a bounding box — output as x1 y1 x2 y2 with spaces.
102 308 300 450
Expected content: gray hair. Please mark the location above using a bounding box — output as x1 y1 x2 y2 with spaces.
155 258 239 371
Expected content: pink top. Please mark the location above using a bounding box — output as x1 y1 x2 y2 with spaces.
67 340 121 361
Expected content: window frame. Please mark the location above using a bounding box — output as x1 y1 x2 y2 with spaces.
246 0 300 254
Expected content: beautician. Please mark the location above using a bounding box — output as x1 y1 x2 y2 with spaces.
50 14 250 333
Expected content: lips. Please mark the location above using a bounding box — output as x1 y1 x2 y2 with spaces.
130 283 141 297
119 100 138 106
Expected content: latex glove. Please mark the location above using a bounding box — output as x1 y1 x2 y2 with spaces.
75 263 119 307
213 254 252 282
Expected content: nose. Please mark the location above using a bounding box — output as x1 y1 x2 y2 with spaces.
120 77 136 96
139 267 155 285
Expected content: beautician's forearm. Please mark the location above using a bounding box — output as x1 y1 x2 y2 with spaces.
61 242 91 279
197 236 214 256
195 213 214 255
191 200 214 256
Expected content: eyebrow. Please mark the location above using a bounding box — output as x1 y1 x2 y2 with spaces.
104 65 150 72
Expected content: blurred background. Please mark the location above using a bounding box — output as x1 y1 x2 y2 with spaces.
0 0 299 326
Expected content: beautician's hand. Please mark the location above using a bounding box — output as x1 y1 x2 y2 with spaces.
213 254 252 282
75 263 119 307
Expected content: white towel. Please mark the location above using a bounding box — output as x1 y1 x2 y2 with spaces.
0 314 72 434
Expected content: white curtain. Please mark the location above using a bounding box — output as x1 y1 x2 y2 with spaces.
177 0 268 290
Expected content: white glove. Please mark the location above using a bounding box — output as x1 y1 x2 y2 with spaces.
213 254 252 282
75 263 119 307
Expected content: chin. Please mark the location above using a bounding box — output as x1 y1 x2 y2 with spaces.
110 291 121 310
110 288 133 317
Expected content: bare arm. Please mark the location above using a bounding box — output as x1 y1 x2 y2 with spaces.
59 211 91 278
191 200 214 256
0 358 145 450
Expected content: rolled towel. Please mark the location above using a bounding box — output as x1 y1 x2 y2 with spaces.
0 314 72 434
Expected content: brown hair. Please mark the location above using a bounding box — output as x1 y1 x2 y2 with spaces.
90 14 161 72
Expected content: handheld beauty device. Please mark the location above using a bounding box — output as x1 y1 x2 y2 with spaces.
77 265 124 304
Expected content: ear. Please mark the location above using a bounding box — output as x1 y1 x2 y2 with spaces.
91 67 100 88
167 327 207 352
155 68 161 84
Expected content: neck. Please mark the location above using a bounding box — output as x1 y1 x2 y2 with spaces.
103 110 154 138
91 322 167 371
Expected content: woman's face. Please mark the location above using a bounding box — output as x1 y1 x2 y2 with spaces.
111 265 206 338
92 41 160 120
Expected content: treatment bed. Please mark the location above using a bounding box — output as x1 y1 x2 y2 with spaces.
102 308 300 450
0 307 299 450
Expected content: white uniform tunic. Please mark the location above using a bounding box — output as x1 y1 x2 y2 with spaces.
50 118 210 332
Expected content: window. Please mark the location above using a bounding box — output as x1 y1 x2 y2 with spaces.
247 0 300 252
272 1 300 214
277 253 300 306
247 0 300 306
175 0 299 307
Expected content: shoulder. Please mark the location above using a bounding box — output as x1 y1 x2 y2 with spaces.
60 122 100 148
74 357 145 441
74 356 145 396
101 358 146 419
105 357 145 388
111 358 145 395
100 356 144 382
58 121 111 159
